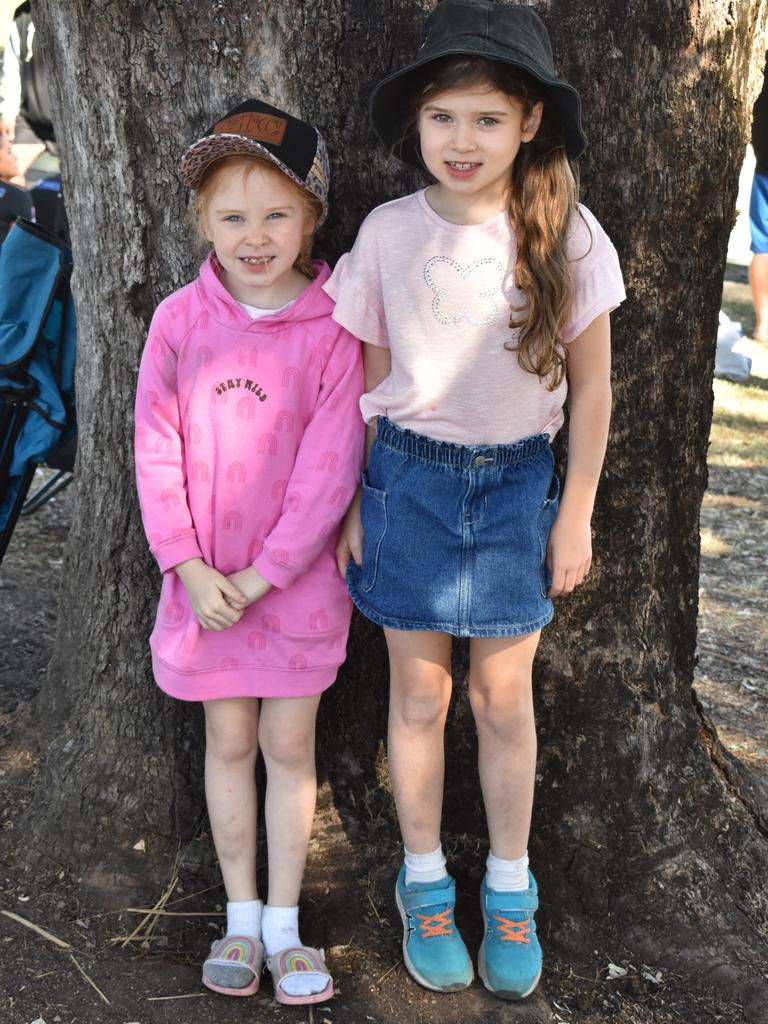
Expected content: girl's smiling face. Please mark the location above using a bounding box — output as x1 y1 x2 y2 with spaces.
203 160 314 307
417 84 543 216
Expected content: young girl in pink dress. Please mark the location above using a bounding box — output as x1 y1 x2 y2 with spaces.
135 99 363 1005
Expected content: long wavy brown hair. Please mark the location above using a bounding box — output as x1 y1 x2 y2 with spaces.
405 56 586 390
193 154 323 280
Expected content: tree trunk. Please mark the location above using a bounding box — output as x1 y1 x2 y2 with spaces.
32 0 768 995
530 0 768 985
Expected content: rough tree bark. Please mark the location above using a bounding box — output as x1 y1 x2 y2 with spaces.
31 0 768 1001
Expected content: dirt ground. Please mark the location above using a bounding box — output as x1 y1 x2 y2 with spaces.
0 268 765 1024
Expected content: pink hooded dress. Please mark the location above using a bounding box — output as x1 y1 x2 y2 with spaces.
135 255 364 700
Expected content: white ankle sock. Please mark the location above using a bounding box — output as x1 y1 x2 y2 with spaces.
226 899 262 939
486 850 529 892
404 844 448 886
262 904 329 998
261 904 300 956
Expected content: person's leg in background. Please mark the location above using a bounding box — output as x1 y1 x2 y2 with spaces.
749 172 768 340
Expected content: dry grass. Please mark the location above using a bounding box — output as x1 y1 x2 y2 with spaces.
699 527 732 557
709 373 768 465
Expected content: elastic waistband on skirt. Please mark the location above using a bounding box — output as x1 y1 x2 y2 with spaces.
375 416 551 470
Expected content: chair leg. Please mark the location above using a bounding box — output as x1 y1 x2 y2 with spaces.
20 470 74 516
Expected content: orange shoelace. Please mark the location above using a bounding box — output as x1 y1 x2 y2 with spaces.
493 913 531 943
415 908 454 938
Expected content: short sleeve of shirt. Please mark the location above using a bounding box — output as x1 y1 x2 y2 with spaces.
323 213 390 347
561 205 626 343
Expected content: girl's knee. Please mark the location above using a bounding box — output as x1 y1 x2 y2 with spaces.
260 723 315 770
204 703 259 762
390 669 452 731
468 672 534 733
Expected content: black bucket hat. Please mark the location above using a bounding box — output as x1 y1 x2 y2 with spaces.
370 0 586 168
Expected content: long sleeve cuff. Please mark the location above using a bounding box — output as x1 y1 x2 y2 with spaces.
152 532 204 573
251 547 302 590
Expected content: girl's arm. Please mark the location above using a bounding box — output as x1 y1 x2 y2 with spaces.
547 310 611 598
134 312 204 573
246 327 365 589
135 311 245 628
335 342 392 577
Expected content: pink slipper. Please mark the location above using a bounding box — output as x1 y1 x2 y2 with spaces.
266 945 333 1005
202 934 264 997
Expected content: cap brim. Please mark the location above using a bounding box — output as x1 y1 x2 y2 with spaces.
179 134 289 187
178 133 328 223
369 47 587 166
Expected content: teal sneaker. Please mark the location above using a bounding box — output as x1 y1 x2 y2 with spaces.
478 871 542 1000
395 867 473 993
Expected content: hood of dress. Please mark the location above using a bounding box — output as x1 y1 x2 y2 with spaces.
194 252 334 332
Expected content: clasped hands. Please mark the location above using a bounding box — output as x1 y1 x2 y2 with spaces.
174 558 272 631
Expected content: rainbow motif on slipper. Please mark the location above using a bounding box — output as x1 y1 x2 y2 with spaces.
267 945 334 1005
281 949 318 972
202 934 264 997
222 939 254 961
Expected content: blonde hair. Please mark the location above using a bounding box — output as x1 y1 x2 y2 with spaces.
192 154 323 279
408 57 587 390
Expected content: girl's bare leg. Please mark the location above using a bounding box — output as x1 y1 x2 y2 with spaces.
385 628 453 853
203 697 260 900
468 631 541 860
258 693 322 907
259 694 330 997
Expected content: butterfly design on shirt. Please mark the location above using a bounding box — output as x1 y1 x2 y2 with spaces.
423 255 506 327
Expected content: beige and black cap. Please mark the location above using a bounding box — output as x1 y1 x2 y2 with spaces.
179 99 330 223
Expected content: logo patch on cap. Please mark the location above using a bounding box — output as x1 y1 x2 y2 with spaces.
214 112 288 145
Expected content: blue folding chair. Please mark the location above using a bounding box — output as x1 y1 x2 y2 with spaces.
0 218 76 565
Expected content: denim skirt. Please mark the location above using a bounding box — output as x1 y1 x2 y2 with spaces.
346 417 560 637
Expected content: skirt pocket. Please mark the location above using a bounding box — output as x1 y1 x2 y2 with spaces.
359 472 388 593
536 471 561 599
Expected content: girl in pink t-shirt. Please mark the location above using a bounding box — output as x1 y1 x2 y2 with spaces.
325 0 624 1003
134 100 363 1005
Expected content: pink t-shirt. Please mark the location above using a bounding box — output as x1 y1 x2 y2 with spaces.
324 189 625 444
